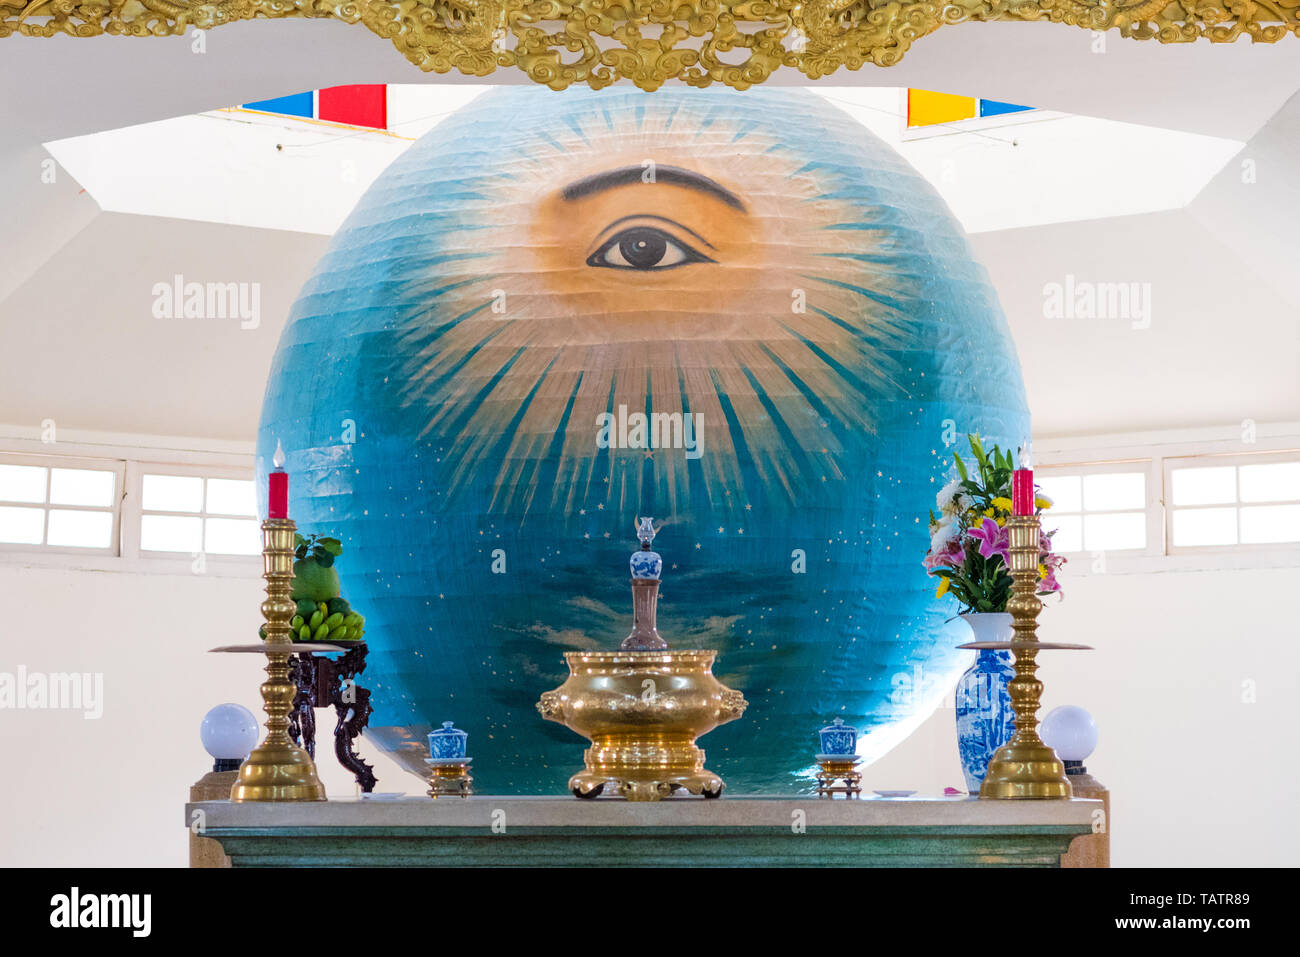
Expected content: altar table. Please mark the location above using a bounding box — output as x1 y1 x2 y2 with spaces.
188 796 1101 867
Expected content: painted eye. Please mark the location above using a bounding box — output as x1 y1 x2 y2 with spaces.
587 226 712 271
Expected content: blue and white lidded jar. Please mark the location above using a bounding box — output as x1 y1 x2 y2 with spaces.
818 717 858 756
428 721 468 760
629 516 662 580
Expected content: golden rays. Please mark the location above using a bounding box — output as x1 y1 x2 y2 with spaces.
396 99 916 519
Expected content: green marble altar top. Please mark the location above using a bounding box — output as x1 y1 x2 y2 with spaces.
189 796 1100 867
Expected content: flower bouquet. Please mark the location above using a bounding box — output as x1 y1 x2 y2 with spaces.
924 434 1065 613
926 434 1065 792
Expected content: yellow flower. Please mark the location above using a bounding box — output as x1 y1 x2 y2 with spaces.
981 506 1006 527
1038 563 1048 580
1035 496 1052 510
935 576 950 598
990 496 1014 512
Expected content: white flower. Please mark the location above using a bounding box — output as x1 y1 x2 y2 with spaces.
1036 491 1054 507
936 478 963 515
954 492 974 514
930 522 959 552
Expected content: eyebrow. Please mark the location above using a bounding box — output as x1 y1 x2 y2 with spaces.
562 165 747 213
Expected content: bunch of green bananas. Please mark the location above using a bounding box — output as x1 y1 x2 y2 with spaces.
288 597 365 643
254 531 366 643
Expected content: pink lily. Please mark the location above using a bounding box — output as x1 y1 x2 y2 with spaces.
923 539 964 571
966 517 1009 562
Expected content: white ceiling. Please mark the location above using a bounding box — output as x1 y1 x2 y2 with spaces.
4 22 1300 143
1 27 1298 442
43 87 1244 235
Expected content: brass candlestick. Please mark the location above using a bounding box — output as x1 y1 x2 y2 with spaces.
230 518 327 802
978 513 1072 800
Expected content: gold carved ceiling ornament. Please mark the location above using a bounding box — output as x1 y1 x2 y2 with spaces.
2 0 1298 90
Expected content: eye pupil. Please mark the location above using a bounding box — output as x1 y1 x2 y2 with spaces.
619 228 668 269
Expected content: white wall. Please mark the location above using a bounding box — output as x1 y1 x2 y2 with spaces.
1 555 1294 866
8 208 1296 444
866 565 1300 866
0 214 326 440
0 562 413 867
972 210 1300 437
3 204 1297 865
3 70 1298 868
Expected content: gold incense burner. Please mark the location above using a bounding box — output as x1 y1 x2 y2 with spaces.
539 649 747 800
537 518 747 801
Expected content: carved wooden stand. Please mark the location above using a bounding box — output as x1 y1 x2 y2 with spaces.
287 642 378 792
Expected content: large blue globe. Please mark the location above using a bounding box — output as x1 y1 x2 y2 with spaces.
258 86 1028 793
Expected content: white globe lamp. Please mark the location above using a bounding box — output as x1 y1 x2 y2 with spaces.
1041 705 1098 776
201 703 260 772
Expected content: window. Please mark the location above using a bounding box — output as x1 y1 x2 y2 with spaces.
1166 453 1300 550
1036 464 1151 554
3 431 1297 574
136 466 260 556
0 445 260 569
1036 436 1300 571
0 456 122 553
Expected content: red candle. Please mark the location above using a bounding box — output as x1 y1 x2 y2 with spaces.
1012 441 1034 516
268 439 289 519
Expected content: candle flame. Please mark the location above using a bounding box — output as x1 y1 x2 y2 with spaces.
272 438 286 470
1018 440 1033 470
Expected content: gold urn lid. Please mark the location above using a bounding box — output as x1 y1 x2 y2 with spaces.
622 516 667 651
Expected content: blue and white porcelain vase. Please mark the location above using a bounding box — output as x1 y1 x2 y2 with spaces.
629 516 663 580
954 613 1016 793
428 720 468 760
818 717 858 757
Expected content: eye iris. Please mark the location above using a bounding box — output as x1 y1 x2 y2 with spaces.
618 229 668 269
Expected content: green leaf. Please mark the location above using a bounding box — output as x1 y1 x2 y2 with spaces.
319 538 343 556
294 533 305 547
953 452 969 482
